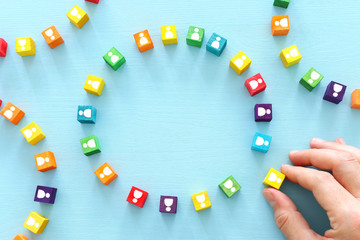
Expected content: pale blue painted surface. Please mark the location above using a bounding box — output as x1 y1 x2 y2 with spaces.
0 0 359 239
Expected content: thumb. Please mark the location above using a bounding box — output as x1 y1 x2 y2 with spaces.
263 188 323 240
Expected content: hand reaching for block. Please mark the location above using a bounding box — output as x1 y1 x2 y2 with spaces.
263 138 360 240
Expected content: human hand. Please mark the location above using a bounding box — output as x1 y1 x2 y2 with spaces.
263 138 360 240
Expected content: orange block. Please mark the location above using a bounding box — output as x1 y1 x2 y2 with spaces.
94 162 118 185
41 26 64 49
271 15 290 36
34 151 57 172
133 30 154 53
13 234 29 240
0 102 25 125
351 89 360 109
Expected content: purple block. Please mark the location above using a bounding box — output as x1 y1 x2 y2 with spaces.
34 185 57 204
323 81 347 104
159 195 177 214
254 104 272 122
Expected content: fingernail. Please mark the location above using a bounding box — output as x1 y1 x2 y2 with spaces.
263 189 276 207
289 150 299 156
312 138 324 144
282 164 291 170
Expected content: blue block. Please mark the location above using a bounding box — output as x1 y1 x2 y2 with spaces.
206 33 227 56
77 105 96 124
251 132 272 153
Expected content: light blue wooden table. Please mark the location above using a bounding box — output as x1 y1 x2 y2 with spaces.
1 0 359 239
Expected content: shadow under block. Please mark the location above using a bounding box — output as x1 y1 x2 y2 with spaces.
80 135 101 156
161 25 178 45
41 26 64 49
186 26 205 48
67 5 89 29
299 67 323 91
34 151 57 172
230 51 251 75
351 89 360 109
0 38 8 57
191 190 211 211
103 47 126 70
23 212 49 234
0 102 25 125
271 15 290 36
84 74 105 96
263 168 285 189
219 175 241 198
206 32 227 56
21 122 45 145
133 30 154 52
94 162 118 185
15 37 35 56
280 45 302 67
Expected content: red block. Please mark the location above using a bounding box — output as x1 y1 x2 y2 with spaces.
85 0 99 3
126 186 148 208
0 38 8 57
0 99 2 107
245 73 267 96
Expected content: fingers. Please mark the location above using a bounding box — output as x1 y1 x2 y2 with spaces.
281 165 355 216
311 138 360 160
263 188 323 240
334 138 346 145
289 149 360 198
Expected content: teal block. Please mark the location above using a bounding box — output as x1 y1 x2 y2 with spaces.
273 0 290 8
80 135 101 156
103 47 126 71
299 68 323 92
251 132 272 153
186 26 205 48
206 33 227 56
219 175 241 198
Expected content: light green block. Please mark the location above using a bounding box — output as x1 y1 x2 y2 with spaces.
80 135 101 156
299 67 323 91
103 47 126 71
219 175 241 198
186 26 205 48
273 0 290 8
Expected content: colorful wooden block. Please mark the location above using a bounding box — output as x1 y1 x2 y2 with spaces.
323 81 347 104
0 99 2 107
206 33 227 56
103 47 126 71
186 26 205 48
94 162 118 185
245 73 267 96
77 105 96 123
21 122 45 145
80 135 101 156
271 15 290 36
15 37 35 56
300 68 323 91
126 186 149 208
251 132 272 153
0 102 25 125
161 25 178 45
34 185 57 204
34 151 57 172
159 195 178 213
23 212 49 234
133 30 154 53
85 0 99 3
351 89 360 109
219 175 241 198
13 234 29 240
0 38 8 57
67 5 89 29
84 74 105 96
41 26 64 49
273 0 290 8
230 51 251 75
280 45 302 67
191 190 211 211
263 168 285 189
255 104 272 122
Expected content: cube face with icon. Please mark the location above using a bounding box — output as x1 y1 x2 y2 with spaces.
0 102 25 125
263 168 285 189
323 81 347 104
273 0 290 8
15 37 35 56
103 47 126 71
34 151 57 172
251 132 272 153
300 68 323 91
23 212 49 234
271 15 290 36
351 89 360 109
280 45 302 68
66 5 89 29
133 30 154 53
245 73 267 96
159 195 178 213
94 162 118 185
126 186 149 208
0 38 8 57
219 175 241 198
254 104 272 122
21 122 45 145
13 234 29 240
34 185 57 204
84 74 105 96
41 26 64 49
230 51 251 75
77 105 96 124
80 135 101 156
186 26 205 48
206 33 227 56
161 25 178 45
191 190 211 211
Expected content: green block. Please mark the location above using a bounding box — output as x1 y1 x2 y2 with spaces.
186 26 205 48
80 135 101 156
273 0 290 8
219 175 241 198
299 67 323 92
103 47 126 71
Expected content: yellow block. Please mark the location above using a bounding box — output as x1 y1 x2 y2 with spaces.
23 212 49 234
67 5 89 29
84 74 105 96
280 45 302 67
161 25 178 45
21 122 45 145
191 190 211 211
230 51 251 75
263 168 285 190
15 37 35 56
